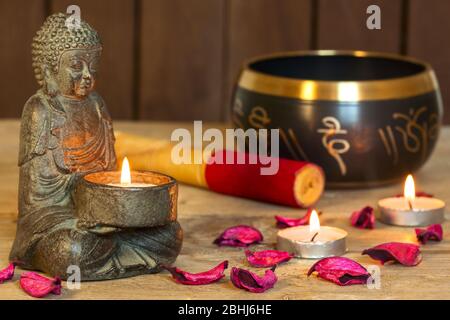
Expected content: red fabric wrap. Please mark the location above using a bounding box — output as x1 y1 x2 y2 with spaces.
204 150 322 207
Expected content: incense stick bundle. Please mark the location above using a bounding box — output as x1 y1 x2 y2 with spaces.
114 132 325 208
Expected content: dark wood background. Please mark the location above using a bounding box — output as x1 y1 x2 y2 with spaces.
1 0 449 123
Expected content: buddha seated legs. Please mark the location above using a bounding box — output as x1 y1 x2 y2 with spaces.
12 214 182 280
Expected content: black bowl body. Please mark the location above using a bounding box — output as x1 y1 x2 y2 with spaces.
231 51 443 188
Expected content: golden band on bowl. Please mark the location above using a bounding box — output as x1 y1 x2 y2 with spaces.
238 50 439 102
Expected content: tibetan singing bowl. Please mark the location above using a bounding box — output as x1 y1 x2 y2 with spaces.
231 50 443 188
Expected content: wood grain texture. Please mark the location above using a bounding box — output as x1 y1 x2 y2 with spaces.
51 0 136 119
408 0 450 124
317 0 402 52
2 1 450 125
1 119 450 299
138 0 225 121
0 0 45 118
225 0 312 120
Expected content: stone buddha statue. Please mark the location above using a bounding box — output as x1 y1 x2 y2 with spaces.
9 13 182 281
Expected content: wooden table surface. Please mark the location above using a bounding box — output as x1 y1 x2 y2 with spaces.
1 119 450 300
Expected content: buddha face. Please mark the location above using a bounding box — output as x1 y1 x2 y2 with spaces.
52 47 101 99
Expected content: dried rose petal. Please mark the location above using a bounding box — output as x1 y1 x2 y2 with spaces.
245 250 294 268
275 208 321 228
230 266 277 293
415 224 443 244
213 225 263 247
307 257 370 286
163 261 228 285
19 272 62 298
0 263 15 284
395 191 433 198
350 206 375 229
362 242 422 266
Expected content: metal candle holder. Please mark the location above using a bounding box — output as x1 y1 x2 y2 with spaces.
75 171 178 230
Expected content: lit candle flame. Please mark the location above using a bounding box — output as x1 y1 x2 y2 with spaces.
404 174 415 202
121 157 131 185
309 209 320 233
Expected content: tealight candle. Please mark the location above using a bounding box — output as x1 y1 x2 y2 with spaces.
107 157 156 187
378 175 445 227
277 210 347 259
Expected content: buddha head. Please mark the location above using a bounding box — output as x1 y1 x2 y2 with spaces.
32 13 102 99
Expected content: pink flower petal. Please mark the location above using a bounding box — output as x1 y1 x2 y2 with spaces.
395 191 433 198
307 257 370 286
415 224 443 244
214 225 263 247
0 263 16 284
163 261 228 285
350 206 375 229
275 208 321 229
19 272 62 298
230 266 277 293
245 250 294 268
362 242 422 266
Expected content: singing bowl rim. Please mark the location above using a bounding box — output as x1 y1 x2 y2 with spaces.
238 50 439 101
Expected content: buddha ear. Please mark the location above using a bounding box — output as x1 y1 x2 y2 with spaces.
42 65 59 97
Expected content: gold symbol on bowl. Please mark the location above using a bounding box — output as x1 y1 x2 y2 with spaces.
317 117 350 176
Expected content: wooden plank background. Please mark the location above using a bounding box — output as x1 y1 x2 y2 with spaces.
0 0 46 118
138 0 225 121
0 0 449 123
317 0 403 52
408 0 450 124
